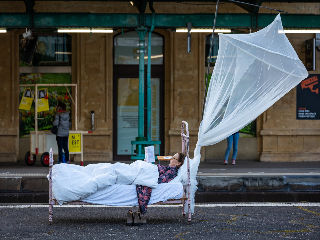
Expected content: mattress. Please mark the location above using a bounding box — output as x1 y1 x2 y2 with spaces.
82 182 184 206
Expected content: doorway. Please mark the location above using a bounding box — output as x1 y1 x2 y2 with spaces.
113 31 164 160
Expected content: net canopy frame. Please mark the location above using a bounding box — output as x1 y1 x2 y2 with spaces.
174 14 308 213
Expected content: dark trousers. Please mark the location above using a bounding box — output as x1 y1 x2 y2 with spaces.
56 136 69 163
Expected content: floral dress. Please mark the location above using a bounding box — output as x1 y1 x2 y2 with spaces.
136 164 178 214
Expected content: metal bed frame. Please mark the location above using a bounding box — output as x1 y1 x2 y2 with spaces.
48 121 192 223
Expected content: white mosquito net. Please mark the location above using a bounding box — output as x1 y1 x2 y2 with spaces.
173 14 308 213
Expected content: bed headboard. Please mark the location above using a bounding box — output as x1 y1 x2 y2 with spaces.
181 121 189 157
181 121 192 221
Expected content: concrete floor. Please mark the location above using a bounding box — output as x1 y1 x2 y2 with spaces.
1 203 320 240
1 160 320 176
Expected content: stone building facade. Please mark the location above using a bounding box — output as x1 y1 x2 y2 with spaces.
0 1 319 163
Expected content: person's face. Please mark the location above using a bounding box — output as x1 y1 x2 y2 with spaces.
170 153 181 167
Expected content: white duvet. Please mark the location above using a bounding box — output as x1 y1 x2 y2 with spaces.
51 161 159 204
83 182 183 206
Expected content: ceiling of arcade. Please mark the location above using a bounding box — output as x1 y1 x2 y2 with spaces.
0 0 318 15
0 1 318 31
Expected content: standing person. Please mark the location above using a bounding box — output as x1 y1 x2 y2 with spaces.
53 101 70 164
224 132 240 165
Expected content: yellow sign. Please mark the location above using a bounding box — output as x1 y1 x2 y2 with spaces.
19 88 34 111
69 133 81 153
37 88 49 112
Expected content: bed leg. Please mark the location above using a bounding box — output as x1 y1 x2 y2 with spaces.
182 189 186 216
182 199 186 216
187 201 191 222
48 148 54 224
49 202 53 224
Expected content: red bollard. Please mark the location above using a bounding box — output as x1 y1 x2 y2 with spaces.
80 161 84 166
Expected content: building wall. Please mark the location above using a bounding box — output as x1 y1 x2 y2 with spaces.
0 1 319 162
166 32 204 158
259 34 320 162
73 33 114 161
0 32 19 162
73 29 203 161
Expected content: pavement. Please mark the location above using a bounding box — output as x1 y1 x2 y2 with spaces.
1 159 320 175
0 160 320 203
1 203 320 239
198 160 320 175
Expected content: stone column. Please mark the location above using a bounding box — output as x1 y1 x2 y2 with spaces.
74 33 113 162
0 32 19 162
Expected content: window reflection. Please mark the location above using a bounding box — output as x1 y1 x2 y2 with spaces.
205 33 219 66
20 34 71 66
114 31 163 65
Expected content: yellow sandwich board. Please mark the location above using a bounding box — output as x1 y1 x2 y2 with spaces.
69 133 81 153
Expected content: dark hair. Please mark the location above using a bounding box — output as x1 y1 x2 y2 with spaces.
176 152 185 169
58 101 66 111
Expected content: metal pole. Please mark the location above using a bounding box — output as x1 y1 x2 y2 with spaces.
147 14 155 141
80 133 83 166
75 84 78 131
137 27 146 139
187 22 192 53
35 84 38 155
136 27 147 155
203 0 220 118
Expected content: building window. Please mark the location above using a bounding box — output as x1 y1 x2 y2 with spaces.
205 33 219 67
19 34 72 136
20 34 71 66
113 31 164 159
114 31 163 65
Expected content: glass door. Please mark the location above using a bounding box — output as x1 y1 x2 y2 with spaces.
116 77 161 157
116 77 139 155
113 31 164 160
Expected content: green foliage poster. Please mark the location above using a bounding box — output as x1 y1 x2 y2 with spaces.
19 73 72 136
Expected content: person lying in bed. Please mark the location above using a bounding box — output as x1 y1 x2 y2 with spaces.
136 152 185 216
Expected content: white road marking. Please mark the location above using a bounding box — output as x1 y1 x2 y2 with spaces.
0 203 320 209
195 203 320 207
197 172 320 176
0 173 47 177
1 172 320 177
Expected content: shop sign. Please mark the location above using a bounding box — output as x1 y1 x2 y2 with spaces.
37 88 49 112
69 133 81 153
19 88 33 111
297 74 320 119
